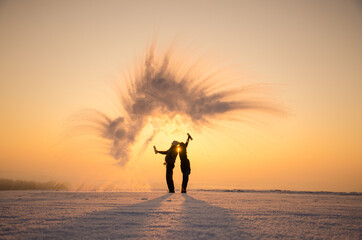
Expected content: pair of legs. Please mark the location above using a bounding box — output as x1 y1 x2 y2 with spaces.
166 164 175 193
181 170 190 193
166 165 190 193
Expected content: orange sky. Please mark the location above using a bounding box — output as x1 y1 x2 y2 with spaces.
0 0 361 192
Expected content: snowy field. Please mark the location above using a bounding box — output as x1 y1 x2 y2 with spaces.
0 190 361 239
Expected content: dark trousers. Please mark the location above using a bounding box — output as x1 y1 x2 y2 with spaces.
182 170 190 190
166 164 175 192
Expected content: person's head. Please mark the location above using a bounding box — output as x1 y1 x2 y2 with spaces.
171 141 179 147
179 142 186 148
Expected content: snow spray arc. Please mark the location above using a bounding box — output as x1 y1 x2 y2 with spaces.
78 42 284 166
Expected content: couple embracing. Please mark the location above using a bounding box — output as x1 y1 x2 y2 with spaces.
154 133 192 193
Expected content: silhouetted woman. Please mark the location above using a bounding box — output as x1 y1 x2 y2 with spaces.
154 141 179 193
179 134 192 193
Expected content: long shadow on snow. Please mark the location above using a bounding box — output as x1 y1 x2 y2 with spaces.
25 193 253 239
32 193 170 239
177 194 252 240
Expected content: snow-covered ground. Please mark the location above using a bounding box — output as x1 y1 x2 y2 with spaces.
0 190 361 239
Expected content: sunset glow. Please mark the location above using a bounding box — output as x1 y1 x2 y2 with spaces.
0 0 361 192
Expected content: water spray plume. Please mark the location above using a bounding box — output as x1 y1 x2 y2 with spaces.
76 42 284 166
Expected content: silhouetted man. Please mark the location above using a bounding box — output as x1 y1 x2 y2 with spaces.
178 134 192 193
154 141 179 193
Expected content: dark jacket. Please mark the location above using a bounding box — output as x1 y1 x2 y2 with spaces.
179 142 191 173
158 146 178 166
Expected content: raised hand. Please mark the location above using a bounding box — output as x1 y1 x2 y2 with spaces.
153 146 158 154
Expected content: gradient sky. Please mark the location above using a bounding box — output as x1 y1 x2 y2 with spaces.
0 0 361 192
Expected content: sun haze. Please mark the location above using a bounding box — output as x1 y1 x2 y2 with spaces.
0 0 361 192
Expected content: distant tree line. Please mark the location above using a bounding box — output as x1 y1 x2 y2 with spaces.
0 178 68 190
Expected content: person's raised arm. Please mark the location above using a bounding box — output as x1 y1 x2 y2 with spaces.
185 137 189 147
154 146 168 155
185 133 192 147
157 150 168 155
